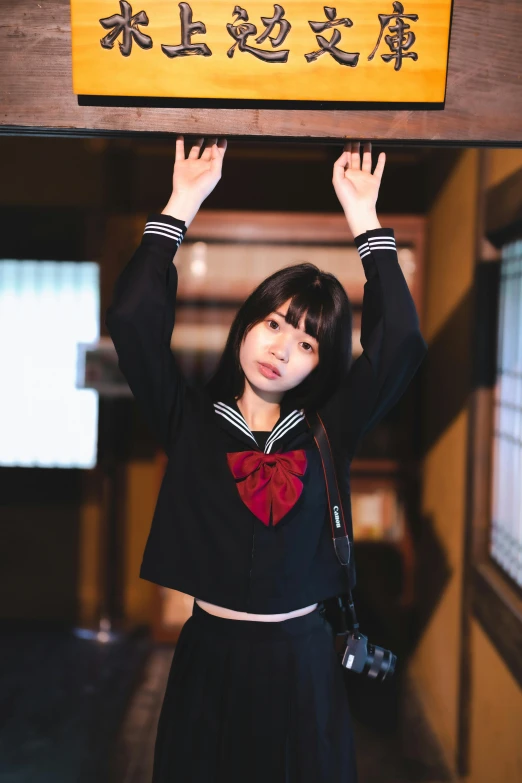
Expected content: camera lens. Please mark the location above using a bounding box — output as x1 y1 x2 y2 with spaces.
363 644 397 682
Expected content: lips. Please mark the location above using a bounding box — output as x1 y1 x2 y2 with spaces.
258 361 281 377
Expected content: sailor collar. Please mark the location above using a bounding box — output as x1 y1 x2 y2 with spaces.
213 395 309 454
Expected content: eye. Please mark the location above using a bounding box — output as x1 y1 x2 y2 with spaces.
267 319 315 352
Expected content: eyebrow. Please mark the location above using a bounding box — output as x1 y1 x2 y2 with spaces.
273 311 318 342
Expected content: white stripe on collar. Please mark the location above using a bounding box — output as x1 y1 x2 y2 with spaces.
214 402 258 445
214 401 304 453
214 401 251 431
265 410 305 454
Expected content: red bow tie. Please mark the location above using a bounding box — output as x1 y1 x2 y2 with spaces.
226 449 308 526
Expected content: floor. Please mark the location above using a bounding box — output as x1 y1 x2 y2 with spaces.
0 627 454 783
0 625 149 783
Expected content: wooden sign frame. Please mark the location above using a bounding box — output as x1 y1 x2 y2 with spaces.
70 0 453 107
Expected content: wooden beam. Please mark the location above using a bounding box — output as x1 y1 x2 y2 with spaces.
2 0 522 142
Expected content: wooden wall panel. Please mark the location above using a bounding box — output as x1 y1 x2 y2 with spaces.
1 0 522 142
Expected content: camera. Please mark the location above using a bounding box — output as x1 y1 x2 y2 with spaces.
340 630 396 682
319 595 397 682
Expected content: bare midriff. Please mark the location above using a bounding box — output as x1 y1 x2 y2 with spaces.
195 599 319 622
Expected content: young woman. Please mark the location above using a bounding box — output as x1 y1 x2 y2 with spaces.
106 136 427 783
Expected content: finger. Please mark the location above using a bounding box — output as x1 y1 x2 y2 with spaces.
361 141 372 173
201 137 218 160
175 135 185 162
333 151 350 184
373 151 386 182
333 150 350 174
350 140 361 170
188 137 204 159
210 138 228 174
337 146 350 169
211 138 227 165
216 137 228 157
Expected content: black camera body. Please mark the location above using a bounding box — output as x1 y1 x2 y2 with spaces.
320 596 397 682
341 630 396 682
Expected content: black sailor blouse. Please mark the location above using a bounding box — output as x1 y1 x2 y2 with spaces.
105 213 427 614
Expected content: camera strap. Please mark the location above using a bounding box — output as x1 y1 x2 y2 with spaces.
305 409 359 634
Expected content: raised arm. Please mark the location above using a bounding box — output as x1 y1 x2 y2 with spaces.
317 224 427 456
105 135 227 452
317 141 427 457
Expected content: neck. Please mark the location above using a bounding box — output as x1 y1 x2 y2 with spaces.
235 380 283 431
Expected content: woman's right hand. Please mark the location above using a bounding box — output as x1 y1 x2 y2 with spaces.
162 136 228 227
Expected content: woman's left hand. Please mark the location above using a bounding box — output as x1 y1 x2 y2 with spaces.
332 141 385 235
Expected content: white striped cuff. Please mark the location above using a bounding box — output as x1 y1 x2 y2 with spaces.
356 232 397 261
143 220 184 247
142 214 188 250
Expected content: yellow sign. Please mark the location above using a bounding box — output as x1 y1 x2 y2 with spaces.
70 1 453 102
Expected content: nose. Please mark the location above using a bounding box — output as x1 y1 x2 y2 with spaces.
271 336 289 362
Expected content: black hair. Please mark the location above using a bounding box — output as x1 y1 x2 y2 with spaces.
205 262 353 412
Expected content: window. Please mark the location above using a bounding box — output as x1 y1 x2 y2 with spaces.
470 160 522 692
490 238 522 589
0 260 99 468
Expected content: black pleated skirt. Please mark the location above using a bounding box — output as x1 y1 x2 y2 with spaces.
152 599 358 783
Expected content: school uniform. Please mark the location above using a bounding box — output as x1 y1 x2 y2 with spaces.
105 213 427 782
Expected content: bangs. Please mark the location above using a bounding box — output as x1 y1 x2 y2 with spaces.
283 286 329 343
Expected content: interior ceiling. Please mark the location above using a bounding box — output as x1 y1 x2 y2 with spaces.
0 134 458 217
131 138 433 164
97 137 456 215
